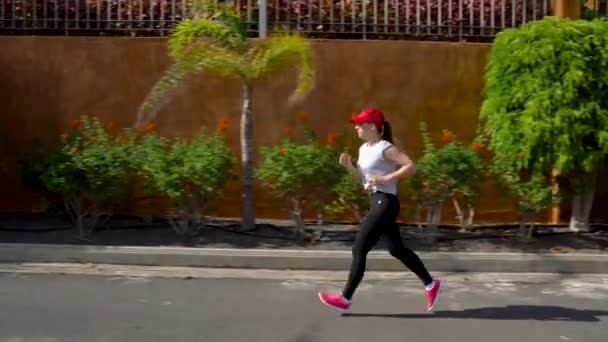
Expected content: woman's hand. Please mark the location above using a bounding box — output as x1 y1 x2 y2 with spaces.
368 175 392 186
339 152 353 169
340 152 362 182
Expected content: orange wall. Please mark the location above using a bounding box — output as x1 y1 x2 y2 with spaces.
1 36 606 224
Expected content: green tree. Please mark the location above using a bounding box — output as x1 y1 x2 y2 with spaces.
136 0 314 230
481 17 608 232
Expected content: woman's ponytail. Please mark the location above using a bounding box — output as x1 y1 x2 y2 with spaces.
381 121 393 144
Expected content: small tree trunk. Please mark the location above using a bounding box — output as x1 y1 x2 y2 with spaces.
459 205 475 231
65 195 100 241
570 192 584 231
424 202 443 245
465 205 474 228
291 198 306 235
308 202 325 243
415 205 423 229
240 83 256 231
569 189 595 232
453 198 474 231
519 214 535 241
170 193 204 245
569 172 597 232
316 205 324 226
519 223 535 241
453 198 463 227
549 168 560 223
426 201 443 232
75 211 86 239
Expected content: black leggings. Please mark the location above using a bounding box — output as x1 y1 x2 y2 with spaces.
342 192 433 300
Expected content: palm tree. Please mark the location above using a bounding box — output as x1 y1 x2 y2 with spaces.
135 0 314 230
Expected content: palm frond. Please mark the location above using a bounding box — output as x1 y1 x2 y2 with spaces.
178 0 248 51
249 34 315 100
169 18 246 59
135 46 247 126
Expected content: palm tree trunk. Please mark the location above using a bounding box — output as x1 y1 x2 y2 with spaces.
240 83 256 230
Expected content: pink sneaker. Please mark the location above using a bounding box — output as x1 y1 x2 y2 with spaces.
318 292 351 313
425 280 444 311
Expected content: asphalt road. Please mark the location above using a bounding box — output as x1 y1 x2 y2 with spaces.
0 266 607 342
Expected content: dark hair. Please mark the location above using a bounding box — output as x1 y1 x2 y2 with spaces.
381 121 393 144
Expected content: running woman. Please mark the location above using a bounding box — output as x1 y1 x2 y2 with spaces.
318 108 443 313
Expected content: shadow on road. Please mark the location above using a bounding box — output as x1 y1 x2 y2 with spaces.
344 305 608 322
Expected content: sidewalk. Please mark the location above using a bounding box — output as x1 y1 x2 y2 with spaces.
0 243 606 273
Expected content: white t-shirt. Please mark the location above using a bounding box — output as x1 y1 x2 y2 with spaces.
357 140 398 195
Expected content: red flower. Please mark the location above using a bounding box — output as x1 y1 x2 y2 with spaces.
137 122 155 132
297 111 310 121
472 143 484 151
120 136 129 144
144 122 156 132
70 147 79 154
59 133 68 142
441 131 453 143
71 120 81 128
326 132 338 144
216 117 228 132
105 121 115 130
278 148 287 155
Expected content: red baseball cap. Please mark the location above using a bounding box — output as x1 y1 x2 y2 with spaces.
349 107 385 127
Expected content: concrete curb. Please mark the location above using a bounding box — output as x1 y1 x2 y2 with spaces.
0 243 606 273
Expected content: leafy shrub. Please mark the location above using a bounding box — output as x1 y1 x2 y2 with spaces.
133 126 235 239
20 116 136 238
255 113 360 231
324 172 370 222
408 122 485 229
492 156 554 239
255 139 343 231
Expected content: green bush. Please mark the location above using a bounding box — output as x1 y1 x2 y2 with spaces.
408 122 485 229
481 16 608 231
324 172 369 222
134 127 235 238
256 114 362 230
255 139 343 230
21 116 136 238
492 156 555 239
19 118 235 239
